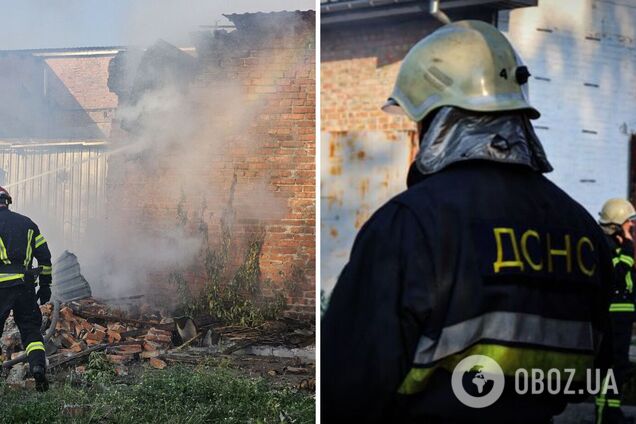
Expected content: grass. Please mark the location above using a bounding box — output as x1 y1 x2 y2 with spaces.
0 364 315 424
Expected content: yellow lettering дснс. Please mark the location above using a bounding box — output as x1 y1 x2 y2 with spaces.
547 234 572 273
521 229 543 271
576 237 596 277
493 228 525 273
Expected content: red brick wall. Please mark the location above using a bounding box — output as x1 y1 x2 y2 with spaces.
205 31 316 317
321 19 441 133
109 13 315 319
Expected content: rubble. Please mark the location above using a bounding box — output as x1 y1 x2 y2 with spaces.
0 315 22 360
48 300 173 366
1 298 173 371
6 363 27 388
1 296 315 389
149 358 167 370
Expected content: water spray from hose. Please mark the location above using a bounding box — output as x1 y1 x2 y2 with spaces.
4 143 138 190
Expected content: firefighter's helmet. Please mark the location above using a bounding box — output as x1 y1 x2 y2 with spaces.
599 198 636 230
382 20 540 123
0 187 11 206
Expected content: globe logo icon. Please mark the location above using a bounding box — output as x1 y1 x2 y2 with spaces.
462 365 495 397
451 355 505 408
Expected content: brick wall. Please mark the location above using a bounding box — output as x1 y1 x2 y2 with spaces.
44 54 118 137
108 11 316 319
212 22 316 317
321 18 442 133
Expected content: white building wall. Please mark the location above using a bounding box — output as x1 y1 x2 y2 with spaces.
502 0 636 215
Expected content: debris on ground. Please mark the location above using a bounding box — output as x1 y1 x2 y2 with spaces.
36 299 174 368
5 363 29 389
52 251 92 303
1 297 315 390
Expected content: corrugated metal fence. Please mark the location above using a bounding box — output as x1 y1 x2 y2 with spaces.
0 141 107 251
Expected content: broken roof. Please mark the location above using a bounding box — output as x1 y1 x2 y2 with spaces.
224 10 315 32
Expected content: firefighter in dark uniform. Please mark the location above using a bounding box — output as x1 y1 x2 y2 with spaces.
322 21 613 423
0 186 52 391
596 198 636 424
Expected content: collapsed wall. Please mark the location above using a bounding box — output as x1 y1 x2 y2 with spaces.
103 11 315 319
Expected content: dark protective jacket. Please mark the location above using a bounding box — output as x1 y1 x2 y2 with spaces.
606 236 635 313
322 161 613 424
0 208 52 288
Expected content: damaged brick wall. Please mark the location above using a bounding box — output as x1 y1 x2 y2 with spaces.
108 11 315 319
221 12 315 319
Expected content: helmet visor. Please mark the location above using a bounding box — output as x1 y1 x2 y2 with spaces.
381 98 406 116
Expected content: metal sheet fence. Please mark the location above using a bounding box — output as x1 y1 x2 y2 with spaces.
320 131 416 294
0 141 107 252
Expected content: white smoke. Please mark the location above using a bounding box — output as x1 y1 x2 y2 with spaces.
1 3 313 308
78 37 296 302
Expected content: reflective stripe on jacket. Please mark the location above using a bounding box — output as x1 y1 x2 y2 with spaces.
608 240 635 313
322 162 613 424
0 208 52 287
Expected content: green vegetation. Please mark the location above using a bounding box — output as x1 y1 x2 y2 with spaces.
0 363 314 424
205 230 286 326
83 352 116 384
171 177 288 326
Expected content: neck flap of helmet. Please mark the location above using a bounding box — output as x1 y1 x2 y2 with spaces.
415 106 553 176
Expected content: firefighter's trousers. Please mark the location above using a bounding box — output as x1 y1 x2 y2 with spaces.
596 312 634 424
0 284 46 370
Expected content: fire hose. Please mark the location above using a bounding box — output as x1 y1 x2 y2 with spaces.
1 299 60 369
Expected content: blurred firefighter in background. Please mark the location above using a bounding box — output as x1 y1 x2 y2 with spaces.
322 20 614 423
0 186 52 391
597 198 636 424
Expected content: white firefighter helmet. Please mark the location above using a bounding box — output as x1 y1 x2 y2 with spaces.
599 198 636 232
382 20 539 123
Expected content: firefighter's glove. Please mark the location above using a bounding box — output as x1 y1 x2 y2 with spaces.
613 229 635 254
620 235 635 258
37 285 51 304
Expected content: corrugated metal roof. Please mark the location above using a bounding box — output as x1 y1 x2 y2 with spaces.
0 46 126 57
224 10 315 31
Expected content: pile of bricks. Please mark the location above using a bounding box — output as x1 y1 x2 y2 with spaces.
43 301 171 369
1 299 173 371
99 326 171 369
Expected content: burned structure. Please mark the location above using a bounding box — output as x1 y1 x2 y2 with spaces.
0 10 315 320
106 11 316 318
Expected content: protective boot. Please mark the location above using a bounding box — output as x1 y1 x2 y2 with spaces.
31 364 48 392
